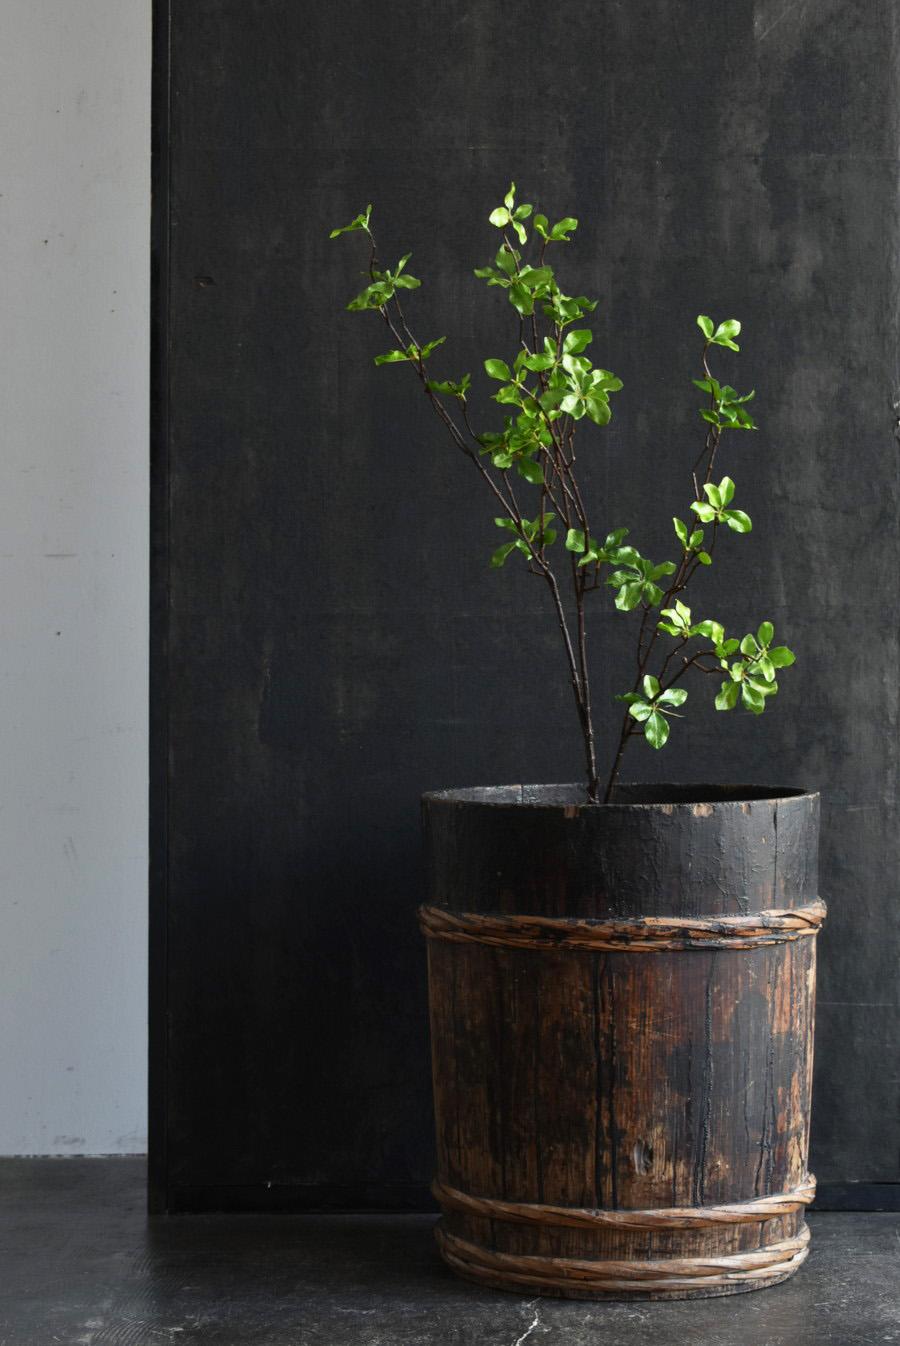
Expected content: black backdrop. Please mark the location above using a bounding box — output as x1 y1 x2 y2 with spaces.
151 0 900 1211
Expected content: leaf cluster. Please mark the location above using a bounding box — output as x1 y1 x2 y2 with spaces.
672 517 711 565
618 676 688 749
328 205 372 238
690 476 752 533
374 335 445 366
347 253 421 312
606 552 677 611
696 314 741 351
491 514 557 567
329 197 799 789
652 603 795 717
475 332 622 490
712 622 795 714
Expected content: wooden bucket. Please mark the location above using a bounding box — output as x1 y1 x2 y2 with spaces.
420 784 823 1301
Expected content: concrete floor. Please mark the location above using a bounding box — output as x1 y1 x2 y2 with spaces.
0 1159 898 1345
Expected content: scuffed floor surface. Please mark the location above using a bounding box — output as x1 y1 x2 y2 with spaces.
0 1160 898 1345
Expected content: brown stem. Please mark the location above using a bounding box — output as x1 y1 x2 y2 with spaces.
602 339 726 801
572 568 599 799
367 222 601 800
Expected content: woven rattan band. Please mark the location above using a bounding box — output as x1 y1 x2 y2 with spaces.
432 1175 816 1231
419 899 826 951
435 1223 810 1294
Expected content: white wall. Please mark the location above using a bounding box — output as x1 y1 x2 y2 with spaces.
0 1 149 1153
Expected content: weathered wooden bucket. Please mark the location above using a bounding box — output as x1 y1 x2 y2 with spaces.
420 784 823 1301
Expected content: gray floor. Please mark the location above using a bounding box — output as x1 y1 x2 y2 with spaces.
0 1160 898 1345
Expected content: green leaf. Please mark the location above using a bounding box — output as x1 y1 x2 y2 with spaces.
758 656 776 682
697 551 712 565
651 561 677 580
490 542 516 568
746 674 776 696
697 315 714 340
533 213 549 238
512 219 528 246
740 634 759 656
514 513 555 544
657 687 688 708
484 358 511 381
393 273 421 290
643 674 661 699
644 710 670 748
584 395 612 426
373 349 410 365
673 517 688 545
694 619 724 645
509 283 534 316
607 566 638 586
629 701 653 723
565 528 586 554
513 203 532 220
714 318 741 342
549 216 578 241
494 517 518 532
592 370 623 392
768 646 796 668
489 206 510 227
563 329 593 354
418 337 446 359
741 682 766 714
491 250 513 279
719 475 736 506
715 680 740 711
691 502 718 523
329 204 372 238
689 529 704 548
757 621 774 647
522 352 556 372
346 280 394 311
517 458 544 485
725 510 752 533
615 582 645 612
703 482 723 510
426 373 471 399
504 183 516 210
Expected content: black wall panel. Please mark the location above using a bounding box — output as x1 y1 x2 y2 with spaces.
151 0 900 1210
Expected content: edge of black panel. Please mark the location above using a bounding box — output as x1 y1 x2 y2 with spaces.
148 0 172 1215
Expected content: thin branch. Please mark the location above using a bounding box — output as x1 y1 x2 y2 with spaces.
363 217 604 799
